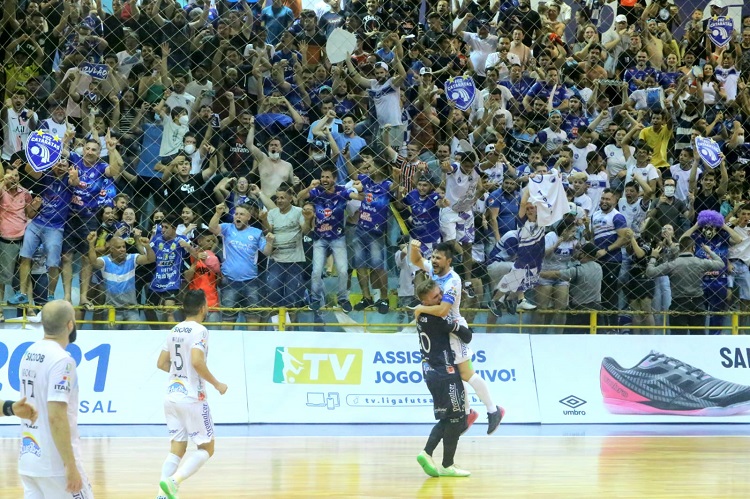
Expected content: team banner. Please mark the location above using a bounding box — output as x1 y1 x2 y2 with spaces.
444 76 477 111
531 335 750 423
79 62 110 80
707 16 734 48
25 130 63 173
247 332 539 423
695 136 722 169
0 331 249 425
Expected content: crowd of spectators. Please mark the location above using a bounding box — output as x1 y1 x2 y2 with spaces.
2 0 750 334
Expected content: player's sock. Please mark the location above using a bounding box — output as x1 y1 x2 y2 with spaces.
161 453 181 480
467 373 496 413
424 419 446 456
441 416 466 468
462 381 471 414
173 449 210 484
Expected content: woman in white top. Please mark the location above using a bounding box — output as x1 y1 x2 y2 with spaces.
605 128 635 191
699 63 726 123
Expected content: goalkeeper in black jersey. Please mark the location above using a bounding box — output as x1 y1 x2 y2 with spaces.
414 278 473 478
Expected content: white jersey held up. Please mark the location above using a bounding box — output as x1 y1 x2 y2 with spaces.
163 321 209 403
526 173 569 227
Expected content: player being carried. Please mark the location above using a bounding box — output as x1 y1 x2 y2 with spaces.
410 240 504 434
156 290 228 499
414 279 473 477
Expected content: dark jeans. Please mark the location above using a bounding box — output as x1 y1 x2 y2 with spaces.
266 260 306 307
670 296 705 335
600 261 621 327
566 303 601 334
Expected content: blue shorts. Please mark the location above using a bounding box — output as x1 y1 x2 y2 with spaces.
352 229 386 270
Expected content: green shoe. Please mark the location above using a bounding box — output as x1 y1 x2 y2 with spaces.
438 465 471 477
159 478 179 499
417 451 439 477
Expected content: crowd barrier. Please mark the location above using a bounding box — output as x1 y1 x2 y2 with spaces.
0 331 748 425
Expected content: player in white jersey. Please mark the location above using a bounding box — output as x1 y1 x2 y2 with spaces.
157 290 227 499
18 300 94 499
410 240 504 435
439 152 485 297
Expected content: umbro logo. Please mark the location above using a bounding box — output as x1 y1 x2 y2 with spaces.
559 395 587 409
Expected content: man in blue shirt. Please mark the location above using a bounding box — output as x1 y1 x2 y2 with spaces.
402 176 448 257
521 67 568 112
298 165 360 311
19 157 79 306
62 133 122 310
260 0 295 46
351 160 400 314
148 213 191 326
487 176 520 243
208 202 274 328
89 232 155 328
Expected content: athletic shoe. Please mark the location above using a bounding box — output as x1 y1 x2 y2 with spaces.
517 299 536 311
463 409 479 434
308 300 322 312
354 297 375 311
417 450 439 477
601 351 750 416
487 300 503 317
376 298 390 314
338 299 353 313
487 406 505 435
463 282 476 298
159 478 179 499
7 292 28 305
438 465 471 477
505 297 518 315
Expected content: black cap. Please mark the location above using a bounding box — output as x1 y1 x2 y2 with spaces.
580 242 598 257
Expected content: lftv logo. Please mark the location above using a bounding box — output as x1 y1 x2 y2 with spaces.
273 347 363 385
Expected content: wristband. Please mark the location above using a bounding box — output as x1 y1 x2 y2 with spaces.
2 400 15 417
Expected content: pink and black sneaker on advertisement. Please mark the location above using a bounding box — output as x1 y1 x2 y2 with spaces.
601 351 750 416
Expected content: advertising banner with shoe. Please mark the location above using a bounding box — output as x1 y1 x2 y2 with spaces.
531 335 750 423
245 332 539 424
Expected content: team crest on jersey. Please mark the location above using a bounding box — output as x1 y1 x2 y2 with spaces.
444 76 477 111
168 380 188 395
365 193 373 203
707 17 733 48
21 433 42 457
323 208 332 218
25 130 63 173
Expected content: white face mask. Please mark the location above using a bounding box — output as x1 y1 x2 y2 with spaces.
183 144 196 155
664 185 676 197
74 146 84 156
269 151 280 161
312 153 326 161
179 115 189 126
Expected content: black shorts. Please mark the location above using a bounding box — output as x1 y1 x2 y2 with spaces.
62 213 99 254
423 362 465 420
147 288 180 305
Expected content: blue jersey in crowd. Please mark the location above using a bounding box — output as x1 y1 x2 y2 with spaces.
526 82 568 108
32 171 74 229
219 223 266 281
69 152 109 218
356 174 393 236
402 189 442 243
149 234 190 292
562 114 590 139
486 188 521 235
592 209 627 262
309 185 354 240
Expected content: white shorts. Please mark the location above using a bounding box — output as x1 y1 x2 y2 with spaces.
449 333 473 365
498 266 540 294
164 400 215 446
21 473 94 499
487 261 514 288
439 207 475 245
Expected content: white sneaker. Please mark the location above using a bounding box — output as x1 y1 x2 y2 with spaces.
517 299 537 311
438 464 471 477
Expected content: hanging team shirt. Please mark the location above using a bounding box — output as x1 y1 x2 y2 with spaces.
526 174 569 227
149 234 190 292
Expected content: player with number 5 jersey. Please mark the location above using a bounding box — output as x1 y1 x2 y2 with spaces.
156 290 228 499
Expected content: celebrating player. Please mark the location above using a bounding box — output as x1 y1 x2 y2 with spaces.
156 290 228 499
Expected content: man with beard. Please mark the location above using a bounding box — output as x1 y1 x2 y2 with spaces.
298 165 361 312
208 202 274 327
498 63 533 103
17 301 94 499
219 110 254 178
345 50 407 145
153 1 210 70
500 0 542 46
690 155 728 214
165 75 196 118
245 116 295 196
615 32 642 79
37 101 70 139
522 67 568 112
2 87 38 162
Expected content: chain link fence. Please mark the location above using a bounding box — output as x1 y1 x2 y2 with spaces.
2 0 750 333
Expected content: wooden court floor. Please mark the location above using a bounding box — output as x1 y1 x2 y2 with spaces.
0 435 748 498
